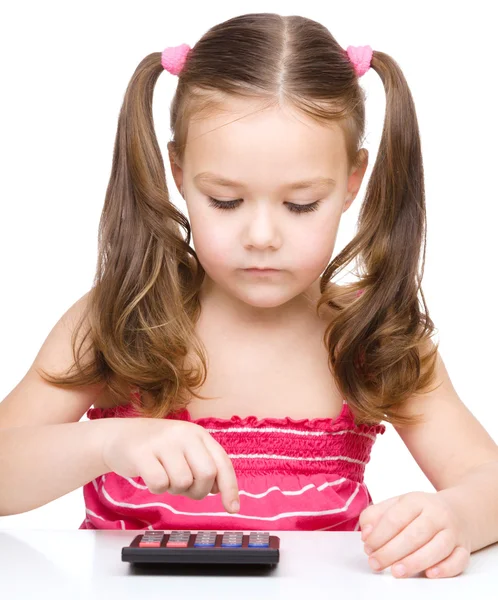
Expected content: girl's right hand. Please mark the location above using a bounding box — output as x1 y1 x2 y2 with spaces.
101 417 240 514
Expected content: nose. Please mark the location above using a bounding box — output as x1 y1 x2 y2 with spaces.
243 204 281 250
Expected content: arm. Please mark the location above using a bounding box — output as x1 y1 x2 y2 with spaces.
393 342 498 552
437 460 498 552
0 418 114 517
0 291 120 517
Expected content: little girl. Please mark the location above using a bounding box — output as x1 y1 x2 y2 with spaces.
2 12 498 580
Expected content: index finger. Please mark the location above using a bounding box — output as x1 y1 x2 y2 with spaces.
202 434 240 513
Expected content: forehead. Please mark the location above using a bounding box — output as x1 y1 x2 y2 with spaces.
184 97 348 183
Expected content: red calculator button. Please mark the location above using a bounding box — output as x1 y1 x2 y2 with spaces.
166 531 191 548
138 531 164 548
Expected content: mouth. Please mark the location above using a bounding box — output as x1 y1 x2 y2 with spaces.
244 268 281 275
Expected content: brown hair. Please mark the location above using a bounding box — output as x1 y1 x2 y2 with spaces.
39 12 440 427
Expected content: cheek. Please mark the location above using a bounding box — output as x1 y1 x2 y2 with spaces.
189 215 232 267
291 221 338 273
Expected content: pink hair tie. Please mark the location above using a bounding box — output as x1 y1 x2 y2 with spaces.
161 42 372 79
346 45 373 77
161 43 192 76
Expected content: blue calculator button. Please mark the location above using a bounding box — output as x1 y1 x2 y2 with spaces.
248 541 269 547
248 531 270 547
194 531 217 547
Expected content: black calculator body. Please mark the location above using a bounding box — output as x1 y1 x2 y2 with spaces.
122 530 280 565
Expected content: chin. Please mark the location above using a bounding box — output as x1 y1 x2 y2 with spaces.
236 288 298 309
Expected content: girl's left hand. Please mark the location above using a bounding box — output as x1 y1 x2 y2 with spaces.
358 491 472 578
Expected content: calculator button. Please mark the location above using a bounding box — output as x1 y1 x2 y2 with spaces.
194 531 217 547
221 531 244 547
166 530 191 548
138 531 164 548
248 531 270 547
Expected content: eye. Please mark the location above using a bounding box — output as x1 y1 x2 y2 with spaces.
207 197 321 214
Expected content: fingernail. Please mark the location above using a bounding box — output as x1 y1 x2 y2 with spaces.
361 524 373 540
369 557 381 571
230 500 240 512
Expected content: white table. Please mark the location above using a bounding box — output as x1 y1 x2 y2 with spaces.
1 529 497 599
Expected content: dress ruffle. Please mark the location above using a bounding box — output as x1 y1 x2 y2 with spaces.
86 397 385 436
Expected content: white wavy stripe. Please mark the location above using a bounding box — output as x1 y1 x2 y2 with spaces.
85 508 154 530
226 453 366 464
120 475 348 497
205 426 378 442
314 483 369 531
85 508 126 530
88 479 155 530
98 480 362 522
313 514 360 531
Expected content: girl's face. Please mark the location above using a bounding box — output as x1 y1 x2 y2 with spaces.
169 97 368 321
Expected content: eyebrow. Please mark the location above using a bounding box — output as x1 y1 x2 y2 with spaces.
194 171 336 190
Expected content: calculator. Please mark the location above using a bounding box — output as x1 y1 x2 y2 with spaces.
122 530 280 565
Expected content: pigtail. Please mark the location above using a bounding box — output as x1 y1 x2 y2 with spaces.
317 51 439 427
38 53 213 418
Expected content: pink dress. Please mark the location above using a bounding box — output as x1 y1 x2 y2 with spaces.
79 392 385 532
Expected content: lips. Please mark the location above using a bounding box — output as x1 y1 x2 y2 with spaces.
244 268 281 275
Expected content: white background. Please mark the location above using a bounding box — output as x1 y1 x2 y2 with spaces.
0 0 496 529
